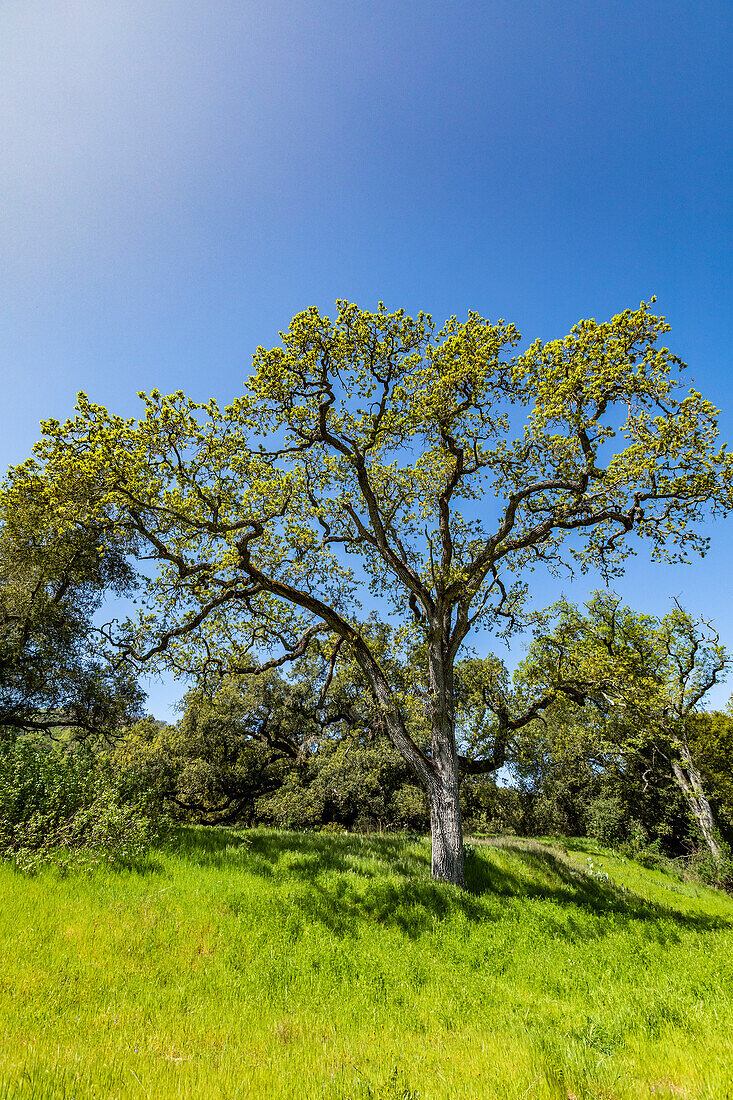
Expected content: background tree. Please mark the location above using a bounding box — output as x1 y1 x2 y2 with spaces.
521 594 730 861
116 655 430 832
0 473 142 740
25 300 731 885
686 710 733 838
255 736 429 833
511 696 692 855
116 652 376 825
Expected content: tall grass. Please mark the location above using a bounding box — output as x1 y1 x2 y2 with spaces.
0 829 731 1098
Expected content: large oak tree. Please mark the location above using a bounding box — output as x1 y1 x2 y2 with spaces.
17 300 731 885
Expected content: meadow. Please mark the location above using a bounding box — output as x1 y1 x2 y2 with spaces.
0 830 731 1100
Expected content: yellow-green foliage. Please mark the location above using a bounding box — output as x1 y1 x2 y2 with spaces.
0 830 731 1098
10 300 731 689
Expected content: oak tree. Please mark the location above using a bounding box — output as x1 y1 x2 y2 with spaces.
22 300 730 885
0 473 142 739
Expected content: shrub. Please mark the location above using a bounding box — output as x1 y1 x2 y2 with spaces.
0 735 154 872
587 796 626 846
682 841 733 891
462 778 526 836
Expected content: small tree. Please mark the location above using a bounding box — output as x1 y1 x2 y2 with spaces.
24 300 730 885
521 594 730 862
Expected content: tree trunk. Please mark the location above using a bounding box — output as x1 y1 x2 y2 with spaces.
426 763 466 887
425 637 466 887
354 632 467 887
670 741 722 863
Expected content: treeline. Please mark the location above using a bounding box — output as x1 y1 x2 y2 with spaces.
3 634 732 879
113 674 733 866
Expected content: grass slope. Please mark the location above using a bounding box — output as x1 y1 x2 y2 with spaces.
0 830 731 1100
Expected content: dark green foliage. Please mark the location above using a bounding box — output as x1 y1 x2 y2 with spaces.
509 700 697 859
116 719 431 834
113 661 430 833
0 480 143 740
115 712 293 827
256 737 428 832
110 678 724 860
114 668 348 826
460 776 527 836
586 796 626 846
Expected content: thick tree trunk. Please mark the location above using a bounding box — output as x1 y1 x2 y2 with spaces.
426 763 466 887
382 701 466 886
424 636 466 887
354 629 467 887
670 741 722 863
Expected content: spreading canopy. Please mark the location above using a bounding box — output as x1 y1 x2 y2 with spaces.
24 300 728 673
13 299 731 883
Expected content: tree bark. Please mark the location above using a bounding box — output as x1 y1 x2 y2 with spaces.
423 636 466 887
336 613 471 887
669 739 722 863
358 642 468 886
426 761 466 887
378 701 467 887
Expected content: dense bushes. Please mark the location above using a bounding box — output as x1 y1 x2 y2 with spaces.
460 777 526 836
255 738 429 832
2 715 731 890
0 735 155 871
108 708 733 862
4 691 732 880
114 719 430 833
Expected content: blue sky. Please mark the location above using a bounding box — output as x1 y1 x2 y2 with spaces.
1 1 731 715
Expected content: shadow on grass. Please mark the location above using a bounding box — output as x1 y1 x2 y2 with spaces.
159 826 732 942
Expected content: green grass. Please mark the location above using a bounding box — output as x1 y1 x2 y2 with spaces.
1 829 732 1099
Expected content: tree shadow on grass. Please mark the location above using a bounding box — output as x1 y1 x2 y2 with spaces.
160 826 733 942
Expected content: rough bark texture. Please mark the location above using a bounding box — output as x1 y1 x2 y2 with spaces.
424 637 466 887
671 742 722 862
427 764 466 887
367 632 469 888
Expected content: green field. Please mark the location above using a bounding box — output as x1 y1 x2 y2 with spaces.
1 830 731 1099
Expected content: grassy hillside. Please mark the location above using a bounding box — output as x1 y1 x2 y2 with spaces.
0 830 731 1099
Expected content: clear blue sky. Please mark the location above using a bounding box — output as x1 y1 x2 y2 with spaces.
1 1 731 715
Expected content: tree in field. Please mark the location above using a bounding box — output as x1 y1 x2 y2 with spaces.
520 594 730 862
18 300 731 885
